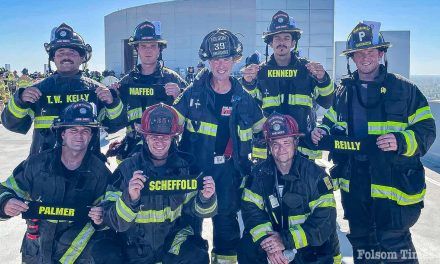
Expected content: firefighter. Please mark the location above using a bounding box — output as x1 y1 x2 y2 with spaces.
257 10 334 160
1 23 126 156
173 29 266 263
239 52 262 102
0 101 122 264
107 20 186 162
196 61 205 75
100 103 217 264
238 113 340 264
17 68 34 88
312 22 436 263
185 66 196 84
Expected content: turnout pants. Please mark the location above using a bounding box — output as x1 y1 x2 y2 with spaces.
341 160 421 264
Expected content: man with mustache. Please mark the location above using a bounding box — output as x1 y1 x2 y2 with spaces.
256 10 334 161
1 23 126 156
255 10 341 263
0 101 123 263
312 22 436 263
106 20 186 163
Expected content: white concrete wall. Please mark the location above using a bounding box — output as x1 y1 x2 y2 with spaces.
105 0 256 74
105 0 335 75
334 31 410 81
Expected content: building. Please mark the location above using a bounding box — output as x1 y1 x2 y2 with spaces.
334 31 410 81
105 0 335 76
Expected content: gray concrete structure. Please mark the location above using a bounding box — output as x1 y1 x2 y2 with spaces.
105 0 334 75
334 30 410 81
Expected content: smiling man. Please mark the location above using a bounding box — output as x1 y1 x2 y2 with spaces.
255 10 335 161
1 23 126 156
173 29 266 263
312 22 436 263
107 20 186 163
239 113 338 264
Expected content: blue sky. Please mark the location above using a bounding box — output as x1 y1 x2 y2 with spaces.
1 0 439 75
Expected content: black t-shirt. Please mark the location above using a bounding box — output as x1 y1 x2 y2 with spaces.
213 88 233 155
61 162 80 192
352 83 368 138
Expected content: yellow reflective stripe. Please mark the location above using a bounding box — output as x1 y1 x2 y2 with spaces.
104 191 122 202
7 96 30 118
211 253 238 263
316 81 334 97
34 115 58 129
288 94 312 107
289 224 308 249
59 222 95 264
116 197 136 222
1 175 29 199
185 119 217 136
367 121 407 135
332 178 340 191
238 126 252 142
297 146 322 160
97 108 106 122
288 214 308 226
175 110 186 126
168 226 194 255
106 100 123 120
252 117 267 133
262 95 282 108
195 198 217 215
400 130 418 157
250 222 273 242
309 193 336 212
408 106 434 125
371 184 425 205
184 191 197 204
334 253 343 264
339 178 350 193
323 107 347 128
128 107 143 121
248 88 262 100
135 205 182 223
252 147 267 159
242 188 264 210
317 124 331 134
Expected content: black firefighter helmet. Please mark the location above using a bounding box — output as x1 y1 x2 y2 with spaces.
44 23 92 62
52 101 101 130
263 10 302 44
187 66 194 74
245 52 261 67
128 20 167 49
341 22 391 57
199 29 243 61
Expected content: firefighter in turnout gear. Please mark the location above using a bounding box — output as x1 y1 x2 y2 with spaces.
238 113 341 264
239 52 262 102
256 10 334 161
185 66 196 84
0 101 123 264
312 22 436 263
100 103 217 264
1 23 126 156
173 29 266 263
107 20 186 163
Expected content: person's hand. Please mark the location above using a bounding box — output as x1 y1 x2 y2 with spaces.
201 176 215 199
96 85 114 104
261 231 285 254
267 251 289 264
88 206 104 225
377 133 398 151
311 127 327 145
108 82 120 90
305 62 326 81
4 198 28 217
164 82 180 99
20 87 42 103
128 170 147 202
